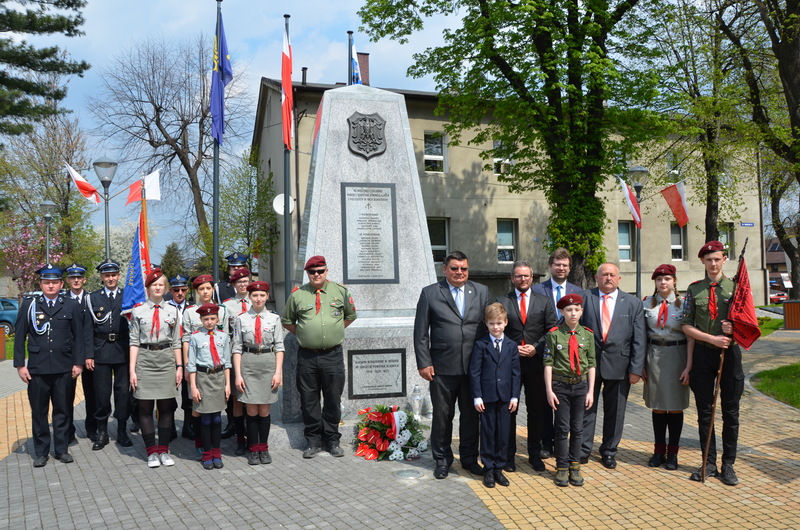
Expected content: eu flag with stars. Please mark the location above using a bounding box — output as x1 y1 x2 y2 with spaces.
211 10 233 145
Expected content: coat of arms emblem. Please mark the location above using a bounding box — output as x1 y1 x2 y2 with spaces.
348 112 386 159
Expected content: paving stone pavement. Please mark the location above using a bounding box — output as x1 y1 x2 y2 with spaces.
1 331 799 529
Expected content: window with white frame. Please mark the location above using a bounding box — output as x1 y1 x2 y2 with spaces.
719 223 735 256
424 132 445 173
670 223 687 261
497 219 517 262
493 140 511 175
427 218 449 264
618 221 633 261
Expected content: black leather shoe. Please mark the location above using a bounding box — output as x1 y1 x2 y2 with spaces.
221 422 235 439
495 470 510 487
235 442 247 456
116 429 133 447
328 444 345 457
503 463 516 472
433 464 449 479
87 432 99 443
579 456 589 464
648 453 666 467
302 446 321 459
54 453 74 464
483 472 495 488
540 449 553 460
689 465 718 482
129 421 139 433
665 453 678 470
92 428 109 451
718 464 739 486
33 455 48 467
601 456 617 469
464 462 484 475
529 457 546 472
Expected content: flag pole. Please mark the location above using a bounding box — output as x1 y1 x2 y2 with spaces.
283 13 292 302
347 30 353 86
212 0 223 286
139 174 151 273
700 237 748 482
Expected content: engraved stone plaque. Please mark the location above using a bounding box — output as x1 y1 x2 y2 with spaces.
341 183 399 283
348 349 406 399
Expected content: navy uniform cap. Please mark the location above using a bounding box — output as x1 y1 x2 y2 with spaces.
36 264 63 280
169 274 188 288
96 259 121 274
65 263 87 277
225 251 249 266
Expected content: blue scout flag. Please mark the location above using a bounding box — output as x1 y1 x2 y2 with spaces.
121 224 146 314
211 9 233 145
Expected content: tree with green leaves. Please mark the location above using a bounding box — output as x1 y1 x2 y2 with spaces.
0 0 90 135
359 0 664 285
159 242 185 281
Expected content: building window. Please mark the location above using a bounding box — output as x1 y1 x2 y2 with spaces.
497 219 517 262
493 140 511 175
667 151 682 181
424 132 445 173
670 223 687 261
719 222 735 256
427 218 449 264
771 264 780 273
618 221 634 261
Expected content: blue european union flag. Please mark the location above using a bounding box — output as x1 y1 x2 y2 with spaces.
211 10 233 145
121 225 146 313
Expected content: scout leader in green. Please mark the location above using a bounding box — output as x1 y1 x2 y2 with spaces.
281 255 357 459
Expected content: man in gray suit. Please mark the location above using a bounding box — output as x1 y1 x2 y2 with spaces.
580 262 645 469
414 251 491 479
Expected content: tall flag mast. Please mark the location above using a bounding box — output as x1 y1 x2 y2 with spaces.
282 14 294 301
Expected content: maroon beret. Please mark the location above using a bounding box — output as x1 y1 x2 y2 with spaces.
698 241 725 258
229 268 251 283
192 274 214 289
557 293 583 310
145 268 163 287
247 280 270 293
651 264 677 280
196 303 220 317
304 255 327 270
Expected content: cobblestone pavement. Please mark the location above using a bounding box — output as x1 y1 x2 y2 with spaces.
1 331 798 529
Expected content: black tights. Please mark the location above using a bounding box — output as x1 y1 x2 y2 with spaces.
139 399 174 447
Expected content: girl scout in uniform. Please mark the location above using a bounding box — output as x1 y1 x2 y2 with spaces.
232 281 284 466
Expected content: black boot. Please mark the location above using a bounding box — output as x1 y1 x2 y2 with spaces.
117 423 133 447
92 424 109 451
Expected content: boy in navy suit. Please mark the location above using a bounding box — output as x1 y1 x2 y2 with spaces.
470 303 521 488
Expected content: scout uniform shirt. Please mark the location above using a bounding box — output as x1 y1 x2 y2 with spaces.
182 304 230 345
681 275 734 345
543 323 596 377
232 309 284 354
187 328 232 372
281 281 357 350
129 299 182 349
222 295 251 333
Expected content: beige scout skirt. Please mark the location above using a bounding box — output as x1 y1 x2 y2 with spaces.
134 346 178 400
237 350 278 405
193 369 227 414
643 343 690 411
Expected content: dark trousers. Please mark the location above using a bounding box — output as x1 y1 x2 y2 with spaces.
480 400 510 472
690 343 743 467
80 370 97 435
28 372 72 457
582 375 631 458
296 345 345 447
430 374 480 467
508 363 548 463
553 380 588 468
93 362 129 425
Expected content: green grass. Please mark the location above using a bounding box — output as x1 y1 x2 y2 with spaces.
758 317 785 337
752 363 800 408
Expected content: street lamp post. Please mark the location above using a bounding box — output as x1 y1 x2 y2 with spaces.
628 166 649 299
93 157 119 260
40 200 57 266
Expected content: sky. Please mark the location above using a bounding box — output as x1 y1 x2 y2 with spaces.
29 0 449 259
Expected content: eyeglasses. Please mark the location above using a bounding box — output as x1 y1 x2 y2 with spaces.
172 288 188 292
513 274 531 279
448 266 469 272
308 268 327 276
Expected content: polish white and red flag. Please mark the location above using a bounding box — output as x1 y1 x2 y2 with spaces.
661 181 689 227
125 170 161 205
65 163 101 204
281 20 294 150
618 176 642 228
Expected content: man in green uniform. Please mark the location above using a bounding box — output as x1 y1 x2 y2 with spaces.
282 256 357 459
681 240 741 486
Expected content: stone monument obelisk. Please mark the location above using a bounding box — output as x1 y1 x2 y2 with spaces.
281 84 437 422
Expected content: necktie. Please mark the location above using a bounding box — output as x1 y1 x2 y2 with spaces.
519 292 527 325
494 338 502 354
151 304 161 339
454 288 464 317
241 298 248 314
569 330 581 375
601 295 611 342
208 331 222 366
49 300 54 309
254 314 263 345
657 300 669 328
109 292 114 302
315 290 321 314
555 285 563 319
708 282 718 321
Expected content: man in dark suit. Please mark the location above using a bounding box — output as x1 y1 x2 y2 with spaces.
531 247 581 457
65 263 92 444
14 265 86 467
414 251 490 479
497 260 557 472
580 262 645 469
85 259 132 450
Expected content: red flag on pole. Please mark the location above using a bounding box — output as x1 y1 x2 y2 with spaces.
138 210 152 274
125 170 161 205
65 163 101 205
728 254 761 350
281 18 294 150
618 176 642 228
661 182 689 227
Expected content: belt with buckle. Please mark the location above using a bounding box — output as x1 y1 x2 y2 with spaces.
98 333 118 342
648 338 688 347
196 365 225 373
552 373 587 384
302 345 341 354
243 345 273 354
141 341 171 351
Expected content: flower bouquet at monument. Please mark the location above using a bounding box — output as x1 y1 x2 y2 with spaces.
353 404 428 461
